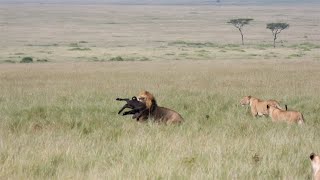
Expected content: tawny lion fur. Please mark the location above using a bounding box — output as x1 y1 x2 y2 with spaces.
137 91 183 124
240 96 284 117
310 153 320 180
265 105 304 124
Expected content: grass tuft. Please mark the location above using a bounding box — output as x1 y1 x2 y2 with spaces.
68 47 91 51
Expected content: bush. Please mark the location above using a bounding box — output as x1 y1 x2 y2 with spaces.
109 56 124 61
37 59 49 62
168 41 218 48
20 57 33 63
109 56 150 61
3 60 16 63
68 48 91 51
69 43 79 47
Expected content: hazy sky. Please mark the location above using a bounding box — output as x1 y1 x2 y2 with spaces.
0 0 319 5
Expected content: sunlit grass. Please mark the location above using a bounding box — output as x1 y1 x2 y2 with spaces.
0 3 319 179
0 61 319 179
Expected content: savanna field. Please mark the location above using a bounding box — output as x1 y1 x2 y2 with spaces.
1 4 320 179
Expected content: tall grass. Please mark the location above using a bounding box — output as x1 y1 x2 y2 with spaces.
0 61 319 179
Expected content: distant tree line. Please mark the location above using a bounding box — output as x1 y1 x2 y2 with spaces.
227 18 289 48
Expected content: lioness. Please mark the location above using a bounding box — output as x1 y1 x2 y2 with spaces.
310 153 320 180
240 96 284 117
265 104 304 124
137 90 184 124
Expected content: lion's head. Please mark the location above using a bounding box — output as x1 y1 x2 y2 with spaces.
240 96 251 106
137 90 156 109
137 90 183 124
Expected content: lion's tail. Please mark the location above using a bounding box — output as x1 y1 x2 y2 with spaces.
276 104 286 111
298 113 305 125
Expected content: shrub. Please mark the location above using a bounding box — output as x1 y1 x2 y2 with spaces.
168 41 218 48
109 56 124 61
20 57 33 63
109 56 150 61
14 52 25 55
37 59 48 62
138 57 150 61
68 48 91 51
3 60 16 63
69 43 79 47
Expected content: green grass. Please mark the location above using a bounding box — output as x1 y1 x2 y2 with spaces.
0 61 319 179
168 41 219 48
290 42 320 50
1 4 320 179
68 47 91 51
287 51 306 58
26 43 59 47
255 44 274 50
36 59 49 62
14 53 25 55
2 60 16 63
69 43 80 47
109 56 150 61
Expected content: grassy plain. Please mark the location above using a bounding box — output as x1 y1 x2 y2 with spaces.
0 4 320 179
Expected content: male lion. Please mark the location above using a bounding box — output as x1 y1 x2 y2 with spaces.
137 90 184 124
240 96 284 117
265 104 304 124
310 153 320 180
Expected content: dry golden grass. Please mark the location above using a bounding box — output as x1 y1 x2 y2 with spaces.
1 4 320 62
1 60 320 179
0 4 320 179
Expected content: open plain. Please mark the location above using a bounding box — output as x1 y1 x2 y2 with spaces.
0 3 320 179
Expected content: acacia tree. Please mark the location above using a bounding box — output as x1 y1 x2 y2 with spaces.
266 23 289 48
227 18 253 45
